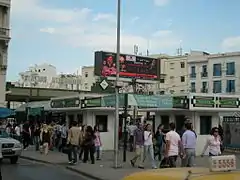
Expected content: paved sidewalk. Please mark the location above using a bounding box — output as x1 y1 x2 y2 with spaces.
20 148 240 180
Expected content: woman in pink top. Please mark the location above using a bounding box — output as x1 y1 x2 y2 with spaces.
94 125 102 160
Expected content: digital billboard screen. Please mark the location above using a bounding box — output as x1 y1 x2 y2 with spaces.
94 51 160 80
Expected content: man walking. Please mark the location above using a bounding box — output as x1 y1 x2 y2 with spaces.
181 123 197 167
130 122 144 168
165 122 182 168
67 121 82 165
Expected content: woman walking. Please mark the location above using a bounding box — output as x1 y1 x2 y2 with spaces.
83 126 96 164
40 124 51 155
201 127 221 156
94 125 102 160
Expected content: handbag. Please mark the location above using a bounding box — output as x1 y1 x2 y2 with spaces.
159 157 170 168
62 144 71 154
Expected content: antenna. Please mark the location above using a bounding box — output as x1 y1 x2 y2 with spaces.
133 45 138 55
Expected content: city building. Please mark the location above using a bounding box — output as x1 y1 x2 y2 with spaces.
150 54 189 94
188 51 240 94
17 63 57 88
81 66 96 91
0 0 10 107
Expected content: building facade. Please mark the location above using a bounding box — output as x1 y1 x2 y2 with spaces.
0 0 10 107
188 51 240 94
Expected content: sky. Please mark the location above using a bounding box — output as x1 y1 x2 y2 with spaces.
8 0 240 80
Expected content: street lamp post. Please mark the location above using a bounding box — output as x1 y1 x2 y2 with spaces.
113 0 121 168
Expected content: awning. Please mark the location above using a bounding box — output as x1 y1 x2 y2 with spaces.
0 107 15 118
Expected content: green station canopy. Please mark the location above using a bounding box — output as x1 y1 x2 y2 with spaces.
27 107 44 116
101 94 173 108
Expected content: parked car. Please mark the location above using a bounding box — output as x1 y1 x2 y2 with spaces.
0 128 22 164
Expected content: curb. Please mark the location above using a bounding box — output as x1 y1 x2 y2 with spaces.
20 156 106 180
66 166 106 180
20 156 55 165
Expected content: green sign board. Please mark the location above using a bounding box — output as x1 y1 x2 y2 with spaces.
192 96 215 107
82 98 102 108
102 94 125 107
51 97 80 108
218 97 239 108
27 107 44 116
173 96 189 108
133 94 172 108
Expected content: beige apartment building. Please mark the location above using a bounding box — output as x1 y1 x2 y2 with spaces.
151 54 189 94
0 0 10 107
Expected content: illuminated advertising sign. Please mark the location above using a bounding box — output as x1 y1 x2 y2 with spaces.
94 51 160 80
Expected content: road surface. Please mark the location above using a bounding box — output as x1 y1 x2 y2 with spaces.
1 159 90 180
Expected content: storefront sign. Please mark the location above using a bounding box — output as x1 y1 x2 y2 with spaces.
192 96 215 107
218 97 239 108
50 97 80 108
27 107 44 116
102 94 125 107
173 96 189 108
81 97 102 108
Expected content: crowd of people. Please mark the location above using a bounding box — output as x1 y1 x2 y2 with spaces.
127 120 224 169
4 120 102 165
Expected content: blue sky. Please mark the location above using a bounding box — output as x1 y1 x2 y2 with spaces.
8 0 240 80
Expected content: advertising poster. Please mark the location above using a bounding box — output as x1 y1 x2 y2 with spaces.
223 117 240 148
94 51 160 80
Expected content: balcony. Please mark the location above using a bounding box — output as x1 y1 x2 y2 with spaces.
190 73 196 78
201 72 208 78
0 0 10 8
201 88 208 93
0 27 10 41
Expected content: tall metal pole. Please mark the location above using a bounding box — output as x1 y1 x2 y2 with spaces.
113 0 121 168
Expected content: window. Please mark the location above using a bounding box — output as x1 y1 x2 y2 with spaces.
190 82 196 92
43 68 46 71
175 115 186 133
190 66 196 78
226 80 235 93
226 62 235 75
213 80 222 93
160 91 165 94
161 116 169 129
180 62 185 68
213 63 222 76
200 116 212 135
85 73 88 77
95 115 108 132
180 76 185 82
149 91 154 95
170 90 175 94
160 78 165 83
201 65 208 77
201 81 208 93
180 90 185 93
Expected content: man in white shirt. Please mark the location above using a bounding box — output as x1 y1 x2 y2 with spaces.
165 122 182 167
127 122 137 152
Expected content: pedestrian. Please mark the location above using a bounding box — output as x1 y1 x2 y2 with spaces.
34 122 41 151
143 124 157 169
154 124 164 161
127 122 137 152
181 123 197 167
130 122 144 168
94 125 102 160
79 125 86 160
59 123 67 152
83 126 96 164
67 121 82 165
40 124 51 155
201 127 221 156
22 121 31 150
165 122 182 168
14 123 21 142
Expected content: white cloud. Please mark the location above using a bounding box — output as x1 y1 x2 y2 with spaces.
152 30 172 37
154 0 170 6
11 0 179 54
222 36 240 50
131 16 140 23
